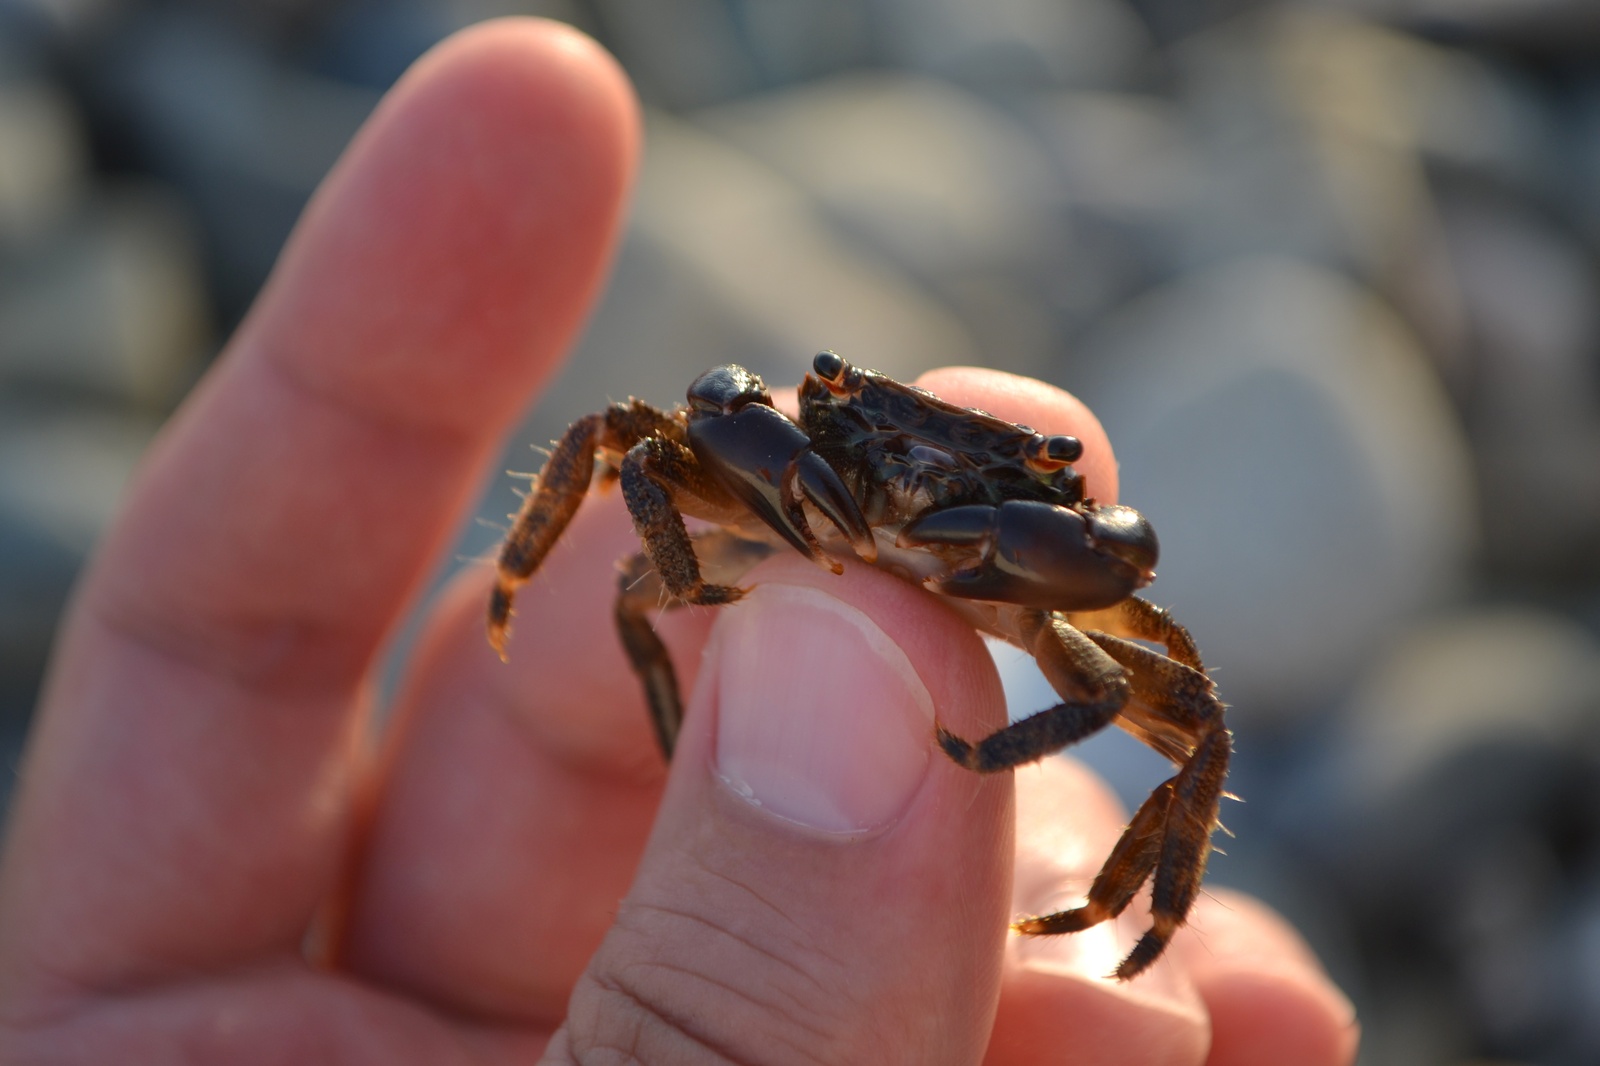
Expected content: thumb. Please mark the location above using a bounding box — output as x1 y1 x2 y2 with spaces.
546 555 1015 1065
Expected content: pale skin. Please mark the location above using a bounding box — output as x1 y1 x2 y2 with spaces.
0 19 1358 1065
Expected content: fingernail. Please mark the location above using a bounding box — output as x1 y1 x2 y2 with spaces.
712 583 933 832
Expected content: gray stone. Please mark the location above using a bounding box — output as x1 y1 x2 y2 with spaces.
1027 92 1196 222
0 395 158 696
696 74 1062 279
1305 0 1600 51
0 81 88 245
1438 191 1600 582
591 0 763 108
693 73 1067 373
873 0 1150 89
0 185 211 407
1296 608 1600 1063
93 8 378 318
1333 609 1600 805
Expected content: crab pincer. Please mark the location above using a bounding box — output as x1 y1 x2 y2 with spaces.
682 365 876 570
897 499 1158 610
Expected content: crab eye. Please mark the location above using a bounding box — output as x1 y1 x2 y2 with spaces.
812 350 847 383
1045 435 1083 463
1024 433 1083 471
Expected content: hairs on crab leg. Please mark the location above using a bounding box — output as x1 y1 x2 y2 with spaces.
489 400 687 657
937 605 1230 980
613 530 777 757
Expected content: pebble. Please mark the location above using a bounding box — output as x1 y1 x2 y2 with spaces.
0 186 211 407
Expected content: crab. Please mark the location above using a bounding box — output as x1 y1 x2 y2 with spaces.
487 352 1231 980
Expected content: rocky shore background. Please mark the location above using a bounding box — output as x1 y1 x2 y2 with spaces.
4 2 1599 1062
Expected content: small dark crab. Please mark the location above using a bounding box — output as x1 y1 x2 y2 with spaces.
487 352 1231 980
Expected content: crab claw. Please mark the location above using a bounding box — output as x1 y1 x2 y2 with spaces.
687 389 874 567
898 499 1158 611
793 450 877 563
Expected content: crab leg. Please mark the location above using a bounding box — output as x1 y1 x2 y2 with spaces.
1015 780 1171 935
1057 630 1230 979
1071 596 1205 673
936 609 1129 773
619 437 748 608
936 606 1230 980
614 531 777 757
488 400 684 656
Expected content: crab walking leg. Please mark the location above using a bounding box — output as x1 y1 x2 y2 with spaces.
1113 725 1230 979
937 609 1232 980
1014 715 1226 982
613 561 681 758
1071 596 1205 674
618 437 749 607
1009 633 1222 952
613 532 776 757
488 400 684 656
1015 779 1172 935
1079 631 1232 980
1087 630 1225 770
936 610 1128 772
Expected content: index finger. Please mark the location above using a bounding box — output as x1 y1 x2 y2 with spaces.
0 19 638 995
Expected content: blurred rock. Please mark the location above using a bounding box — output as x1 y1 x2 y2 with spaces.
698 74 1060 279
1572 76 1600 250
719 0 875 90
307 0 582 89
623 110 976 383
1029 91 1195 223
1071 256 1477 715
1437 190 1600 585
0 396 157 717
1279 7 1553 193
0 81 88 245
1022 91 1196 326
1296 607 1600 1065
1167 8 1479 360
90 8 378 321
695 73 1065 372
592 0 873 109
0 185 211 407
874 0 1150 89
1308 0 1600 52
1326 609 1600 806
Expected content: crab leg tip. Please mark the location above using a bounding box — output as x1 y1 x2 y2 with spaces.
934 725 977 768
486 625 509 661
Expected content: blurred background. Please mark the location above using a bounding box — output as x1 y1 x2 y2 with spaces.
3 0 1600 1061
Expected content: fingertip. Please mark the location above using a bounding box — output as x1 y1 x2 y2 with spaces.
255 16 641 436
1173 891 1360 1066
914 367 1119 504
403 17 640 177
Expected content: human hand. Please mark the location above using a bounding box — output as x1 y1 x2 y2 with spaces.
0 19 1357 1065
